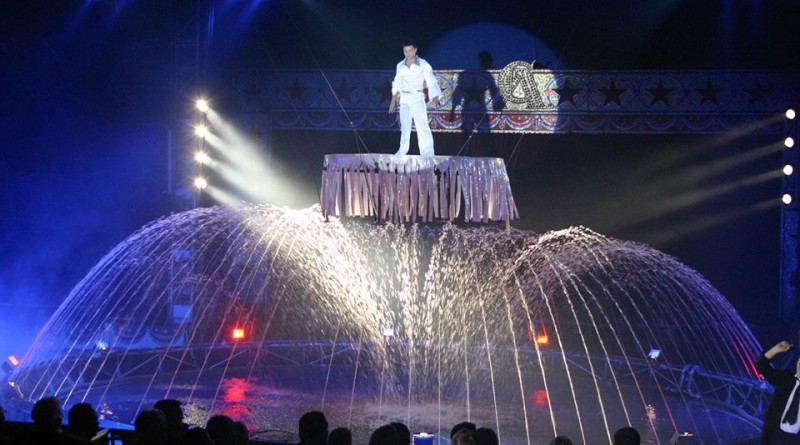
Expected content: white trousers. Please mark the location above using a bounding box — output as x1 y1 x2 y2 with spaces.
397 99 434 156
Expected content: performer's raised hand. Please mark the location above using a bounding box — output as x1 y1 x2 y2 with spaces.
766 340 792 359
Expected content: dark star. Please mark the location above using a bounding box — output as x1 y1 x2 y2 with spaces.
598 80 626 106
646 80 673 106
744 81 771 105
553 78 581 106
695 79 722 105
241 83 265 105
287 78 306 103
333 78 356 103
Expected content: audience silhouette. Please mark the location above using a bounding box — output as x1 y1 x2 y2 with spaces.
367 425 398 445
233 420 249 445
449 421 476 439
549 436 573 445
2 396 650 445
153 399 188 444
452 428 476 445
389 423 409 445
613 427 641 445
328 427 352 445
474 427 498 445
206 414 237 445
298 411 328 445
66 403 99 441
182 427 215 445
0 405 13 445
26 396 88 445
133 409 167 445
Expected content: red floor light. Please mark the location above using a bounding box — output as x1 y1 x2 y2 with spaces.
232 328 245 340
536 335 549 345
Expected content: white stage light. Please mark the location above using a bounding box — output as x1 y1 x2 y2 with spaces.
783 193 792 205
194 177 208 190
195 125 209 138
786 137 795 148
784 165 794 176
787 109 796 120
195 151 210 164
196 99 209 113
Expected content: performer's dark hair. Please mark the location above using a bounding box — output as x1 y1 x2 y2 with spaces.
402 41 416 49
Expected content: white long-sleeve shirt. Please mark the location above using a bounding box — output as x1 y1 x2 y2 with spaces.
391 56 442 104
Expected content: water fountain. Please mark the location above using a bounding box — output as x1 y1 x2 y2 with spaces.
5 203 767 444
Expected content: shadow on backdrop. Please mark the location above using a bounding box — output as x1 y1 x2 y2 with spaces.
450 51 506 157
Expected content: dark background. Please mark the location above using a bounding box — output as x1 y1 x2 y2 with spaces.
1 0 798 361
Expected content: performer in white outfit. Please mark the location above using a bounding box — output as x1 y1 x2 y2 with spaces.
389 42 442 156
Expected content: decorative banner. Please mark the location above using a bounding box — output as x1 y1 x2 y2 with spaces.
235 65 800 134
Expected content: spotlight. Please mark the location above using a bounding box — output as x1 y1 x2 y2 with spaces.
788 109 796 120
670 432 695 445
786 137 795 148
196 98 209 113
6 381 24 399
1 356 19 374
648 348 661 361
194 177 208 190
381 327 395 338
783 193 793 205
535 335 549 345
194 125 209 139
194 151 210 164
232 328 245 340
96 340 108 351
785 165 794 176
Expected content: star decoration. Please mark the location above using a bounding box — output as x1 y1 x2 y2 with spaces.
333 78 356 103
287 78 306 103
241 83 265 105
695 79 722 105
553 78 581 106
598 80 626 106
646 80 673 106
744 81 771 105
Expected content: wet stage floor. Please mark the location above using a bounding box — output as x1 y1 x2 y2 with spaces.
59 367 760 445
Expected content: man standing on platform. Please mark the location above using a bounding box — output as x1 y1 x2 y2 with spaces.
389 41 442 156
756 340 800 444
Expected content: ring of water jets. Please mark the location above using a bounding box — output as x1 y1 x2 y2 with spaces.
8 204 765 445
